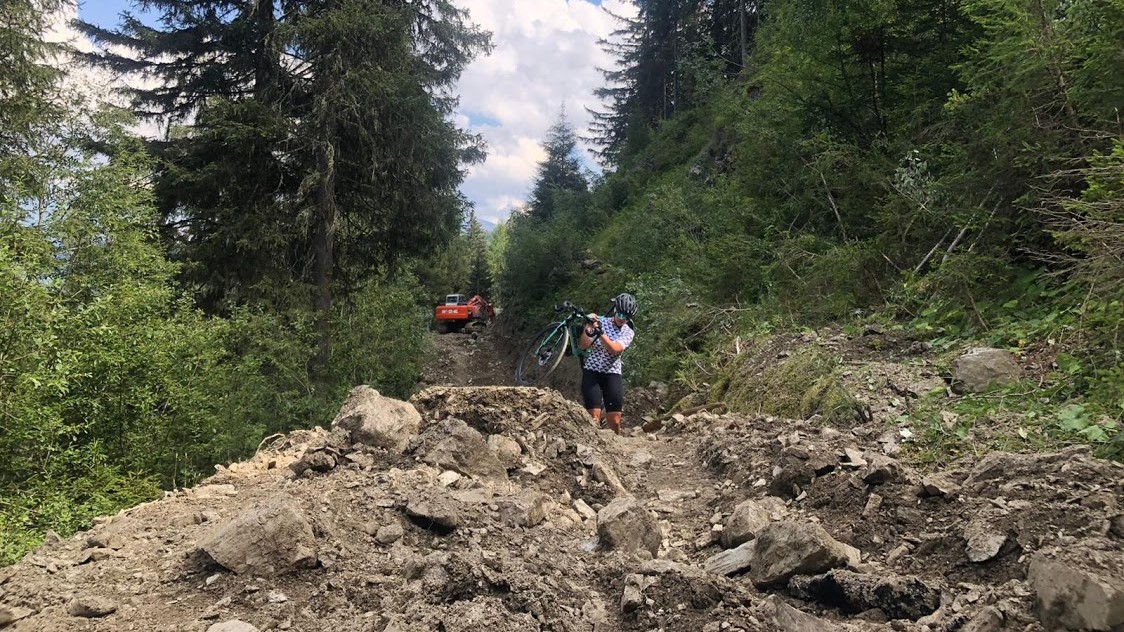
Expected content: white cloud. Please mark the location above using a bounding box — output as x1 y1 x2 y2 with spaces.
453 0 637 221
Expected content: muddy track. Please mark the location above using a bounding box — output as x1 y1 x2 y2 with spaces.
2 333 1122 632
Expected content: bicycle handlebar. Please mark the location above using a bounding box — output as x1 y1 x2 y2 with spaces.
553 301 595 322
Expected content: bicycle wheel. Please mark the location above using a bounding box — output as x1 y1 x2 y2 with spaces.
515 322 570 386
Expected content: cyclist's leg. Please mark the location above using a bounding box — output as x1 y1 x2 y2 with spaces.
581 368 603 426
603 373 624 435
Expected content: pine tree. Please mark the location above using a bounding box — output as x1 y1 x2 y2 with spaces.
527 111 588 221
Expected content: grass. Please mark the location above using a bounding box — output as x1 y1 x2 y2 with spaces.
891 380 1122 466
713 343 868 425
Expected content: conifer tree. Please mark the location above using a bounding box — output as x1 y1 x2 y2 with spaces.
527 111 588 221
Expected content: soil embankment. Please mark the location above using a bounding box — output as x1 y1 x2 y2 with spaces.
2 331 1122 631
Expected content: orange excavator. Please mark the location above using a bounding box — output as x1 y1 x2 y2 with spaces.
434 293 495 333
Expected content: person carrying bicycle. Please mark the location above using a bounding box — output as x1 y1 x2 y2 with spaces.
578 293 637 435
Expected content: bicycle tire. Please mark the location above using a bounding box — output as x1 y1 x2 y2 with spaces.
515 322 570 386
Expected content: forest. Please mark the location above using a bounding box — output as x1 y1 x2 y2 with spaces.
2 0 1122 564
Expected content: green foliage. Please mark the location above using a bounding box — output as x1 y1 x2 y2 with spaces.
500 0 1123 474
0 107 435 566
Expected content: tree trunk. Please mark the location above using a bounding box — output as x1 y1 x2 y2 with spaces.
252 0 278 99
739 0 747 67
313 113 338 372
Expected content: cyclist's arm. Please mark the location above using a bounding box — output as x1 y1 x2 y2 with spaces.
600 324 633 355
584 316 626 354
579 315 598 350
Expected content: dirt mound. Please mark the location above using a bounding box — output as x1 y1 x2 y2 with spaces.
3 338 1122 632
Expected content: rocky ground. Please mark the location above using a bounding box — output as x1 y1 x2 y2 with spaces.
2 331 1123 631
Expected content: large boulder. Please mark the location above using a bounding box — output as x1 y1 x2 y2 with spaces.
1029 552 1124 631
597 498 661 556
331 385 421 453
952 348 1021 394
423 419 506 479
749 521 855 587
790 569 940 620
198 497 318 576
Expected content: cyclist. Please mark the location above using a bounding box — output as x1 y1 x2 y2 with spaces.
578 293 637 435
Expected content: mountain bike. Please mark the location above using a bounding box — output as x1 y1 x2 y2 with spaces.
515 301 597 386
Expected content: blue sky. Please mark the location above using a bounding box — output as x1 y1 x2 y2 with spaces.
73 0 632 224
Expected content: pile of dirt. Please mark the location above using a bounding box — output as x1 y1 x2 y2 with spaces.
3 338 1123 632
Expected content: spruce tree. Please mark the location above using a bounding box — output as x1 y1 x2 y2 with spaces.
527 112 588 221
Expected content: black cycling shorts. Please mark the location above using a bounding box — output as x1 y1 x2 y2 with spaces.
582 369 624 413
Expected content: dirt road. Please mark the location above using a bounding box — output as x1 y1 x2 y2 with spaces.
2 331 1122 631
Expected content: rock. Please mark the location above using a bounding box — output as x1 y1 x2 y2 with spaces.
68 596 117 618
705 541 755 576
592 459 629 496
962 519 1007 563
573 499 598 521
843 448 867 468
86 532 126 550
0 605 32 625
952 348 1021 394
376 522 405 545
639 559 709 578
207 622 259 632
1082 492 1119 512
406 491 461 534
757 596 841 632
331 385 421 452
749 521 854 587
886 543 911 565
862 493 883 518
920 474 960 498
597 497 661 556
266 590 288 604
1029 553 1124 631
486 435 521 468
289 450 336 476
960 606 1004 632
721 500 771 549
631 451 654 468
861 454 900 485
789 569 940 621
424 419 506 479
769 461 814 499
199 497 318 576
575 444 596 466
498 492 550 527
620 574 646 613
1111 514 1124 539
436 470 462 487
